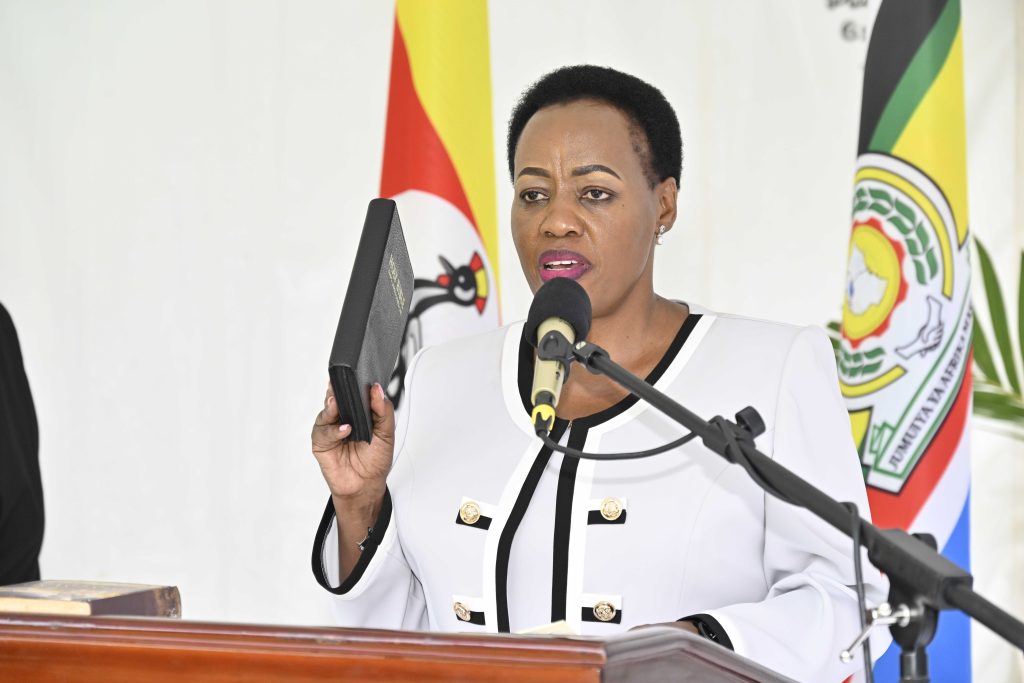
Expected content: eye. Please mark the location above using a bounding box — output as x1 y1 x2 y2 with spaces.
583 188 612 201
520 189 547 203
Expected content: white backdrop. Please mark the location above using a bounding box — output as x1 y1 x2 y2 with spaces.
0 0 1020 677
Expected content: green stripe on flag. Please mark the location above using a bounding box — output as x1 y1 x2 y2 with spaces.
868 0 961 153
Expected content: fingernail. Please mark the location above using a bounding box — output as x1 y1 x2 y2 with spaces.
375 384 385 400
338 424 351 433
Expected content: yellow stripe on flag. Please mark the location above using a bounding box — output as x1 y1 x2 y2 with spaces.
891 28 969 247
395 0 500 288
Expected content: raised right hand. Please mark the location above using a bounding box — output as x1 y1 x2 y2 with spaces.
311 381 395 502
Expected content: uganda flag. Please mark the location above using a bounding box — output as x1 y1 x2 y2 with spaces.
839 0 971 678
381 0 500 406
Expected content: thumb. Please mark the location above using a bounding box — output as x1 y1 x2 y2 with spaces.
369 383 396 444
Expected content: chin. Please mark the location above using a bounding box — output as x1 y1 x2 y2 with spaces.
526 271 601 307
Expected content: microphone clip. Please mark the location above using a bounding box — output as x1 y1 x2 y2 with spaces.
532 330 578 437
536 330 577 375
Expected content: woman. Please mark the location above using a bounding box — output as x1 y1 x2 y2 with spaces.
310 65 887 681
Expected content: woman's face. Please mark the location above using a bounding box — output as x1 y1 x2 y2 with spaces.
511 99 676 319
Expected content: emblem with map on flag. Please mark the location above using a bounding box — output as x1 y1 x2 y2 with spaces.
842 152 971 495
839 0 973 677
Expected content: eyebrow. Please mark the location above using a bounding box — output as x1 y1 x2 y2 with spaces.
515 164 622 180
571 164 620 179
516 166 550 179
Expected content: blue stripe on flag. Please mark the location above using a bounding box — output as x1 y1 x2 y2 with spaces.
873 495 971 682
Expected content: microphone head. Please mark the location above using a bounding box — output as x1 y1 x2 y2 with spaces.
525 277 593 346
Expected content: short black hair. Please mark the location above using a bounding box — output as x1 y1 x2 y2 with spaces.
506 65 682 188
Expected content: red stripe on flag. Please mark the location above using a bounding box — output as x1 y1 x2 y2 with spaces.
380 18 479 234
866 353 972 530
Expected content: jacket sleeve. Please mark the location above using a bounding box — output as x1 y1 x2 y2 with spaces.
311 488 427 630
696 325 891 682
309 348 428 630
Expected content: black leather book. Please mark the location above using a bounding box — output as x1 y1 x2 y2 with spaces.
329 199 413 442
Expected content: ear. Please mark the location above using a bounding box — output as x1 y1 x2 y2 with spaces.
654 177 679 232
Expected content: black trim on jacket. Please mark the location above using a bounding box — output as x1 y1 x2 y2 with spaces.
581 605 623 625
512 311 701 630
311 488 392 595
681 613 734 650
494 420 568 632
455 513 492 530
587 509 627 525
550 424 589 622
517 313 701 428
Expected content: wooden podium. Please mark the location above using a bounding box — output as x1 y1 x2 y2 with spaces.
0 613 795 682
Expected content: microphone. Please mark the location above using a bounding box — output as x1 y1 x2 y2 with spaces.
525 278 592 436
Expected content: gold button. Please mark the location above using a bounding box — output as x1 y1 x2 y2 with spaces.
593 601 616 622
453 601 472 622
600 497 623 521
459 501 482 525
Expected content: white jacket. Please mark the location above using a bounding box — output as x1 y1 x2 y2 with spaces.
312 310 890 682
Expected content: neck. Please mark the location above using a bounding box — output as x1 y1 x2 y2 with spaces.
553 286 687 422
586 285 685 374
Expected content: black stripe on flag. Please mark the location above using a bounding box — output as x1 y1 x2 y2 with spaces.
858 0 948 155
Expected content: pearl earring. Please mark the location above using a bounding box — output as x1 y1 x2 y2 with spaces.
656 225 666 246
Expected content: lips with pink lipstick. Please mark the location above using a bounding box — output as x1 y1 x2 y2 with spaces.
538 250 592 282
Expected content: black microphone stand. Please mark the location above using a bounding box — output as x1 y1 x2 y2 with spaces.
539 333 1024 682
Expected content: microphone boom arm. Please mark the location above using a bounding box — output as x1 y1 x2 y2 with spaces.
540 336 1024 664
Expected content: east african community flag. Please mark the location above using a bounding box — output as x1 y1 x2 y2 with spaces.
840 0 971 679
381 0 500 406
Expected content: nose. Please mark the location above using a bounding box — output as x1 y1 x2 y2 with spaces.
540 193 582 238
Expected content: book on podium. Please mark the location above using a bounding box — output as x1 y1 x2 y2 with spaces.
0 580 180 618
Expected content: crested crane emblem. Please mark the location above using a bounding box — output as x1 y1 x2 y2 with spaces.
387 251 490 405
415 252 488 315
